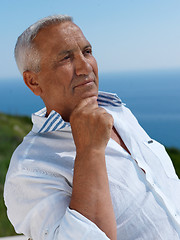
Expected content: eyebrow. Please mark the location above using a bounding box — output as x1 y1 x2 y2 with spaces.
57 50 71 57
57 43 92 57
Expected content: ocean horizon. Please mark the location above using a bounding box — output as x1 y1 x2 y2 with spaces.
0 69 180 149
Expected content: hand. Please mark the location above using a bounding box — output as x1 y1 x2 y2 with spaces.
69 96 114 153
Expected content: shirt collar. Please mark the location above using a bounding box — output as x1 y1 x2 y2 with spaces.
32 91 123 133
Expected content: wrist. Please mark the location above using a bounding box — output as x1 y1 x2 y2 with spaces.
76 147 105 160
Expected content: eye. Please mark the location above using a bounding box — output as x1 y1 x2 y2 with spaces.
83 48 92 56
62 55 70 61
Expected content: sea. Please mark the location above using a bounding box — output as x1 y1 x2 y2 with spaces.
0 69 180 149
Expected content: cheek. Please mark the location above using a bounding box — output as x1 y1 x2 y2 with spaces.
91 57 98 76
55 65 74 85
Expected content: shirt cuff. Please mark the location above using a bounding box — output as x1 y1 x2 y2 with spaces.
56 207 110 239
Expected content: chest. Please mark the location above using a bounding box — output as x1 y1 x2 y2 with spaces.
111 126 131 155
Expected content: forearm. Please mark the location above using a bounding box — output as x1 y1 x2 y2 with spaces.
69 149 117 240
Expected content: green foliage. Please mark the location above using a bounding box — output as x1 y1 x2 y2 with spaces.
0 113 180 237
166 147 180 178
0 113 32 237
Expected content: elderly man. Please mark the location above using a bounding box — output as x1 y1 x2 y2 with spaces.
4 15 180 240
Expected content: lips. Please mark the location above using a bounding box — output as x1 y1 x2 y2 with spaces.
73 78 95 89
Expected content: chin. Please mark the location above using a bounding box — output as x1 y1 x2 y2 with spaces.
81 89 98 100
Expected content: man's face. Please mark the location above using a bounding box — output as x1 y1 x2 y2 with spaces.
33 21 99 121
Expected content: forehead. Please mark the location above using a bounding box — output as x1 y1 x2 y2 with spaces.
33 21 89 54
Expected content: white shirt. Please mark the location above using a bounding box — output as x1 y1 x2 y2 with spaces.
4 91 180 240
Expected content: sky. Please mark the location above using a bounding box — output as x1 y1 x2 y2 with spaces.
0 0 180 79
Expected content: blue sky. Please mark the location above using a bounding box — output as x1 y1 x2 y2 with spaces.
0 0 180 79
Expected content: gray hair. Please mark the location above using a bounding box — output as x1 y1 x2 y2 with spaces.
14 15 73 75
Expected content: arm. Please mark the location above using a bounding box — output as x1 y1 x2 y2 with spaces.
69 97 117 240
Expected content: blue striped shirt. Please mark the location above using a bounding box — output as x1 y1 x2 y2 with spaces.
32 91 123 133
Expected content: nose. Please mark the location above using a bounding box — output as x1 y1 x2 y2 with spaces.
74 53 92 76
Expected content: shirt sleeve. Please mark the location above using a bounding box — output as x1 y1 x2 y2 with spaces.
51 208 110 240
4 168 110 240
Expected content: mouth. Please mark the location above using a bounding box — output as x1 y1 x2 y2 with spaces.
73 79 95 89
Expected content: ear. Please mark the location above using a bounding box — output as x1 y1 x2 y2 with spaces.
23 71 42 96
